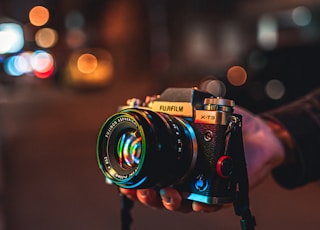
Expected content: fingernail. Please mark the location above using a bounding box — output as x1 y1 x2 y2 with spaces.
160 189 172 204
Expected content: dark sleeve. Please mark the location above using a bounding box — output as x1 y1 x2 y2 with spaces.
261 88 320 189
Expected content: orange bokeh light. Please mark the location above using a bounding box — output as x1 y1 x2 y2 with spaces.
29 6 50 26
77 53 98 74
227 66 247 86
64 48 114 88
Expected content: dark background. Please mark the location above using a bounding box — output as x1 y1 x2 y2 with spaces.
1 0 320 229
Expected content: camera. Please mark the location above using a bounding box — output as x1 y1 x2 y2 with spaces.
97 85 256 229
97 86 252 206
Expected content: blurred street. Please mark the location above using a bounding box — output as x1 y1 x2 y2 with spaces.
1 0 320 229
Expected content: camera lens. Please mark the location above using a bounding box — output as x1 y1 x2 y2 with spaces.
97 108 197 189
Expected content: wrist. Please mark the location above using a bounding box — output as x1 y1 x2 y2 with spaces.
263 117 307 189
264 119 296 167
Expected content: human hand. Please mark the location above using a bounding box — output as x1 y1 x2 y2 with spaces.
120 106 285 212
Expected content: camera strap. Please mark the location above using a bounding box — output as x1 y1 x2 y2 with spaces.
227 115 256 230
120 192 134 230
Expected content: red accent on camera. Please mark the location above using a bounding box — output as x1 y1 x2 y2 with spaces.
216 155 233 179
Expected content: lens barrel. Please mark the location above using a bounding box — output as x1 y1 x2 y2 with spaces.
97 108 197 189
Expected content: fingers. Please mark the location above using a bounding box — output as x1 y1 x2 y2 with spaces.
120 187 224 213
121 188 164 209
159 187 182 211
159 188 222 213
121 187 186 211
120 188 137 200
136 189 163 209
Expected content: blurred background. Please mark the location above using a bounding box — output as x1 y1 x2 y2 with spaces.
0 0 320 229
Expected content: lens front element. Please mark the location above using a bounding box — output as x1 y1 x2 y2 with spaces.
117 130 142 169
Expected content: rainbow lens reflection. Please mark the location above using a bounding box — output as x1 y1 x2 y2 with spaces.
117 131 142 169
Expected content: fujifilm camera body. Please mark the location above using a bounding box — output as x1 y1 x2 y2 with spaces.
97 87 249 205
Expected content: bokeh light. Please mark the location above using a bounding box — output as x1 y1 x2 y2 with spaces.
31 50 55 79
31 50 53 72
64 48 114 88
15 52 33 73
0 23 24 54
3 50 54 78
29 6 50 26
227 66 247 86
258 15 278 50
292 6 312 27
201 79 226 97
35 28 58 48
77 53 98 74
33 66 54 79
4 55 24 76
65 10 85 29
187 27 208 56
265 79 286 100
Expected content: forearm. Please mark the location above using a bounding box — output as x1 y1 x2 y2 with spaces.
262 88 320 188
